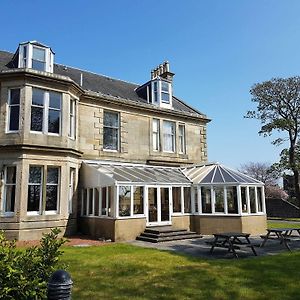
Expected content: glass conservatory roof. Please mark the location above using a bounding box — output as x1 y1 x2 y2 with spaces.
82 161 191 186
182 163 263 185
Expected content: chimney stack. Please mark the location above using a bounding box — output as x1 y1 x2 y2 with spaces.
150 61 175 82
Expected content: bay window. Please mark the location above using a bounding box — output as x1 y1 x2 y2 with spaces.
103 111 119 150
31 88 61 134
8 89 20 132
163 121 175 152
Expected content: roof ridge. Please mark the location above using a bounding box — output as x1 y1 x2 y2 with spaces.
55 62 141 87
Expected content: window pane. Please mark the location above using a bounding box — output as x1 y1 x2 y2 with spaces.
161 188 170 221
82 189 87 215
101 187 107 215
161 92 170 103
32 60 46 71
49 92 61 109
184 187 191 213
29 167 42 183
103 128 118 150
119 186 131 216
214 187 224 213
249 187 256 213
48 110 60 133
6 167 16 184
33 47 45 61
227 186 238 214
241 187 248 213
104 112 118 127
88 189 93 215
5 186 15 212
194 188 198 213
10 89 20 105
201 187 211 213
172 187 181 213
153 119 159 151
31 107 43 131
257 187 263 212
47 168 58 183
94 188 99 216
108 186 113 217
163 121 175 152
46 185 58 211
148 187 158 222
32 89 44 106
133 186 143 214
161 81 169 92
9 106 20 131
27 185 40 211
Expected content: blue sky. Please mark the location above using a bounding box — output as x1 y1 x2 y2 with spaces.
1 0 300 168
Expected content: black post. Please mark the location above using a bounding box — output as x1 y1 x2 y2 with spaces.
47 270 73 300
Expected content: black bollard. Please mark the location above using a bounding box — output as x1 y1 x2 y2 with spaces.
47 270 73 300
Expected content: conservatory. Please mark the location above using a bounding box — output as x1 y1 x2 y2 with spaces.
80 161 267 241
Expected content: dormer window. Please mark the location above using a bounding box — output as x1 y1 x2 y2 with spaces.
135 61 175 109
32 47 46 71
17 41 54 73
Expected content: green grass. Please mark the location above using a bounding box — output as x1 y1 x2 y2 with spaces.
268 220 300 229
62 244 300 300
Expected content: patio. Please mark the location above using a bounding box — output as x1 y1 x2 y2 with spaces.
129 234 300 259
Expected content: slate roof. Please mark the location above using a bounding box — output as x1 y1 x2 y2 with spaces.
0 50 207 117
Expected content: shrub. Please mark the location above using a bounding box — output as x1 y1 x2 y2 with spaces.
0 228 67 300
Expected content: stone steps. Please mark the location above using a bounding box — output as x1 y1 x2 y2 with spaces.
136 226 202 243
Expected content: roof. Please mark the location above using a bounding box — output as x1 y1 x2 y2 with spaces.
0 50 207 118
82 161 191 187
182 163 263 185
82 161 263 187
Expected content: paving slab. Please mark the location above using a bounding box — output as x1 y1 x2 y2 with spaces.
128 235 300 259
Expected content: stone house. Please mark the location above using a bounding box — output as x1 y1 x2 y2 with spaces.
0 41 267 241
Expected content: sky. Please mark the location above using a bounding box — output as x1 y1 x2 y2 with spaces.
1 0 300 169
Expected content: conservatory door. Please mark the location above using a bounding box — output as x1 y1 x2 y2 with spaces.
147 187 171 226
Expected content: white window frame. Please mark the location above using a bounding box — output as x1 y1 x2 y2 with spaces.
163 120 176 152
45 166 60 215
19 43 53 73
103 111 120 151
152 119 160 151
30 88 61 135
27 165 60 216
1 166 17 216
178 124 186 154
27 166 43 216
161 80 171 104
69 99 76 139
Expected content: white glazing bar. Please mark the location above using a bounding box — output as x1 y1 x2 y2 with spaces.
254 186 259 213
262 185 266 213
211 186 215 214
246 187 251 214
115 185 119 218
224 186 228 214
198 186 202 214
237 186 242 215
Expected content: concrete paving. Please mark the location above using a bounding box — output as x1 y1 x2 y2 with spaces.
128 235 300 259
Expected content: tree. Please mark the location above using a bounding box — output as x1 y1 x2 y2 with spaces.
238 162 278 185
239 162 287 199
246 77 300 206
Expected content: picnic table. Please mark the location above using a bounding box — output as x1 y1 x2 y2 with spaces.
208 232 257 258
260 228 300 251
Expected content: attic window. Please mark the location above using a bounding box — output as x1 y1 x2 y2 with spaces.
32 47 46 71
18 42 54 73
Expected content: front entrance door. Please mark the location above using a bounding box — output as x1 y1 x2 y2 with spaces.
147 187 171 226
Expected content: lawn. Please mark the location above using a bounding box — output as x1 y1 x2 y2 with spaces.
267 220 300 229
62 244 300 300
